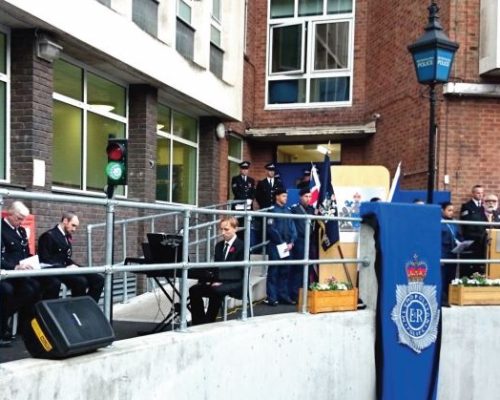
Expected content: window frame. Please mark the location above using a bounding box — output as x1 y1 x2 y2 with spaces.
52 57 128 196
265 0 355 109
268 21 306 76
0 26 10 183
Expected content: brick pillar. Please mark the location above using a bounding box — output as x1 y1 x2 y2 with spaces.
128 84 158 294
10 29 54 191
128 84 157 202
198 117 227 207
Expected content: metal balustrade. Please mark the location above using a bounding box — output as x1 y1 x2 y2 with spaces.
0 189 368 332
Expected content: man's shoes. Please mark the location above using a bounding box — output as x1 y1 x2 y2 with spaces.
264 299 278 306
357 298 367 310
280 297 297 305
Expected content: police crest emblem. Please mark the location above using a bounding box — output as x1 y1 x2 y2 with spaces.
391 254 440 354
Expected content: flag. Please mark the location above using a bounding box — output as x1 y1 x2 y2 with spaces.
317 153 340 250
309 163 321 207
387 161 402 202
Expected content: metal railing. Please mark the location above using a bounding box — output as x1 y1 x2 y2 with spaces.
0 188 367 332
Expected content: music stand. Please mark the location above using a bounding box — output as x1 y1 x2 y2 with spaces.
452 240 474 279
145 233 183 333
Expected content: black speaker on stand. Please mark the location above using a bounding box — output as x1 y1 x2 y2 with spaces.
22 296 115 359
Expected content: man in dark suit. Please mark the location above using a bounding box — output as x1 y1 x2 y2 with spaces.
1 201 52 344
296 168 311 190
255 162 283 209
38 211 104 302
189 216 244 325
460 184 486 275
231 161 255 209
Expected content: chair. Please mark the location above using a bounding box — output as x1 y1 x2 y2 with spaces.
222 266 254 321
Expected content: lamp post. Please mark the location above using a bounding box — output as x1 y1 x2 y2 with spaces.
408 2 459 204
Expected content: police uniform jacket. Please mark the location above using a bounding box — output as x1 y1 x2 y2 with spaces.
38 226 76 267
255 178 283 209
267 204 297 260
460 200 487 242
231 175 255 206
1 219 31 269
290 203 315 246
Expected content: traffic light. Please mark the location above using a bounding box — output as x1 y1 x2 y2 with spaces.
105 138 128 186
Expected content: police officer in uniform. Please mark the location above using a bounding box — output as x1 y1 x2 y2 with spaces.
255 163 283 209
460 184 486 276
290 188 317 301
296 169 311 190
1 201 50 344
231 161 256 240
231 161 255 210
38 211 104 302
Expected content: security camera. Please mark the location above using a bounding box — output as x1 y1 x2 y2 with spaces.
372 113 381 120
148 160 155 169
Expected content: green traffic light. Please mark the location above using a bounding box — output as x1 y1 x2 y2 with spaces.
106 161 125 182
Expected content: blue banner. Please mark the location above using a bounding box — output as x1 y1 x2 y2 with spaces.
360 202 442 400
317 153 340 250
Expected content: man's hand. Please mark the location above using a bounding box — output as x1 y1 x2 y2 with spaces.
15 263 33 270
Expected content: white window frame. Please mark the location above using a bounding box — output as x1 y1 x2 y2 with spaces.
268 21 306 76
0 26 10 183
265 0 355 109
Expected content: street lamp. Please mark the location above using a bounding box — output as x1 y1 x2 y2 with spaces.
408 2 459 204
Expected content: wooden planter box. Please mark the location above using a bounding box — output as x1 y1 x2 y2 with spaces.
297 288 358 314
449 285 500 306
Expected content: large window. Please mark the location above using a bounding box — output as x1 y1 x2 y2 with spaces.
156 105 198 205
53 59 127 194
267 0 354 107
0 31 7 180
227 135 242 198
210 0 224 78
176 0 195 61
132 0 159 37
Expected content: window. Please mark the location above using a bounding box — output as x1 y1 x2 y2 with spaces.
227 135 242 198
133 0 159 37
177 0 195 60
156 105 198 205
210 0 224 78
267 0 354 107
53 59 127 194
0 31 7 180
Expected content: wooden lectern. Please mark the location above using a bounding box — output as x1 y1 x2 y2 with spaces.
486 229 500 278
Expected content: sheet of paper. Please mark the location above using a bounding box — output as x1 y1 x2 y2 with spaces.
451 240 474 255
20 254 40 269
276 242 290 259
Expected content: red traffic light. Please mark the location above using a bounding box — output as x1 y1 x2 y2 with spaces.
106 142 126 161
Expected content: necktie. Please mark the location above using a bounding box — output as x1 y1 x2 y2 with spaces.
66 234 72 244
488 214 493 223
223 242 229 259
269 179 273 187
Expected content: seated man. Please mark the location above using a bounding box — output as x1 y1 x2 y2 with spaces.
38 211 104 303
189 216 244 325
1 201 50 343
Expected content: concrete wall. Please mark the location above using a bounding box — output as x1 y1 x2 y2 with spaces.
0 312 376 400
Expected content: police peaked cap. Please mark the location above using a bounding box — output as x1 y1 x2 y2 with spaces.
275 187 287 196
299 188 311 196
239 161 251 169
265 163 276 171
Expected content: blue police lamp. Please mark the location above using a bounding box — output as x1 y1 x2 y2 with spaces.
407 2 459 204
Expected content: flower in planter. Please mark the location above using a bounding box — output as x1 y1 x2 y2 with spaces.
451 273 500 287
309 276 352 291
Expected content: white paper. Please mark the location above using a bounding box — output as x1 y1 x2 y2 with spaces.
451 240 474 255
234 204 245 210
32 159 46 187
276 242 290 259
20 254 40 269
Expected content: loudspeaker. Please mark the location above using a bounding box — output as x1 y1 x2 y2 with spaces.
22 296 115 359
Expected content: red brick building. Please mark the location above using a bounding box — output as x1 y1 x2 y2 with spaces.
239 0 500 205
